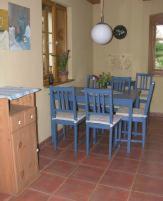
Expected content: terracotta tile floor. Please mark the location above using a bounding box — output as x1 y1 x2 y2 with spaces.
1 117 163 201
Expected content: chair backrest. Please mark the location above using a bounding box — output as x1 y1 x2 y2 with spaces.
84 88 113 124
49 86 77 120
136 73 153 91
144 81 155 115
111 76 131 92
86 74 99 88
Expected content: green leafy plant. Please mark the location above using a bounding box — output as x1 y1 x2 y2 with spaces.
58 50 70 73
97 72 111 88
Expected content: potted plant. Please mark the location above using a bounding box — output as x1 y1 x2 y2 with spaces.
97 72 111 88
58 50 70 82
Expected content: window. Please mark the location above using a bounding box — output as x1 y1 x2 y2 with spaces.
149 13 163 75
42 0 67 86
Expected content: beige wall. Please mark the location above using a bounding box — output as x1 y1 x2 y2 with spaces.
0 0 93 142
92 0 163 113
1 0 162 143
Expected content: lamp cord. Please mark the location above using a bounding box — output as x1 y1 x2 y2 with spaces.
100 0 104 23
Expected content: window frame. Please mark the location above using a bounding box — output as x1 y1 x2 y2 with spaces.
42 0 68 86
148 13 163 76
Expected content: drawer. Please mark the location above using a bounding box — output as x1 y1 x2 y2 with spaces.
24 108 36 125
10 112 24 132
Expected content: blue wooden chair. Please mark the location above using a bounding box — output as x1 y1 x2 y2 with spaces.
111 76 131 92
86 74 99 88
116 81 155 149
49 86 85 156
136 73 153 104
84 88 122 159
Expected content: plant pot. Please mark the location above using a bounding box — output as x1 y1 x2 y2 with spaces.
59 71 68 82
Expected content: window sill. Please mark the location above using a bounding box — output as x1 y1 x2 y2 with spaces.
149 69 163 76
44 79 75 88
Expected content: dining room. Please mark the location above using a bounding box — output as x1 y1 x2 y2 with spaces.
0 0 163 200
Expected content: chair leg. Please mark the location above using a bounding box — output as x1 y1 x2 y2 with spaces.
127 121 132 154
123 121 127 138
114 125 118 147
93 128 97 144
109 127 113 159
142 119 147 148
86 125 90 156
118 121 122 146
53 122 57 150
63 126 66 139
74 124 78 157
51 120 55 144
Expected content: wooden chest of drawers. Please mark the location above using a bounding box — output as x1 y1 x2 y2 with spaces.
0 93 39 194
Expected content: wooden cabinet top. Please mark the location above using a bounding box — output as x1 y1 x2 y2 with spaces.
0 87 40 100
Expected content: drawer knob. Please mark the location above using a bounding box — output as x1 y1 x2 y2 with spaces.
18 120 22 125
30 114 33 119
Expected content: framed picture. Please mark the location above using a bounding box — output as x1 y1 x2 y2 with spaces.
8 3 31 50
0 9 8 31
0 9 9 50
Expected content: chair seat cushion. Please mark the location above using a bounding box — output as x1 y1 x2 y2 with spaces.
86 114 121 127
116 107 147 118
140 94 148 101
52 111 85 123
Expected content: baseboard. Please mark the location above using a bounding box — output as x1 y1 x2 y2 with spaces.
150 112 163 118
39 128 63 148
39 136 52 149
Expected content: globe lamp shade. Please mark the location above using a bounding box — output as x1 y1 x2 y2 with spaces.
91 23 113 45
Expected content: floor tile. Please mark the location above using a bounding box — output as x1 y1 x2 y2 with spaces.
100 169 134 189
80 154 110 169
39 156 53 171
67 138 93 152
30 173 65 194
55 178 95 201
10 189 49 201
45 160 77 177
0 193 11 201
110 157 139 173
90 185 129 201
133 174 163 196
145 142 163 152
39 146 62 159
58 139 73 150
138 161 163 178
70 165 104 183
141 150 163 164
57 150 85 163
147 134 163 143
115 147 142 160
48 195 71 201
129 191 163 201
92 144 108 155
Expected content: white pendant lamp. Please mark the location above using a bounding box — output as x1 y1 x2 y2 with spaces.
91 0 112 45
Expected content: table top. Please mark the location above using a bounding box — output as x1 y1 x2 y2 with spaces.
75 87 139 106
0 86 40 100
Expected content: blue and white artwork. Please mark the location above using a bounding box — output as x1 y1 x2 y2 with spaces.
8 3 30 50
